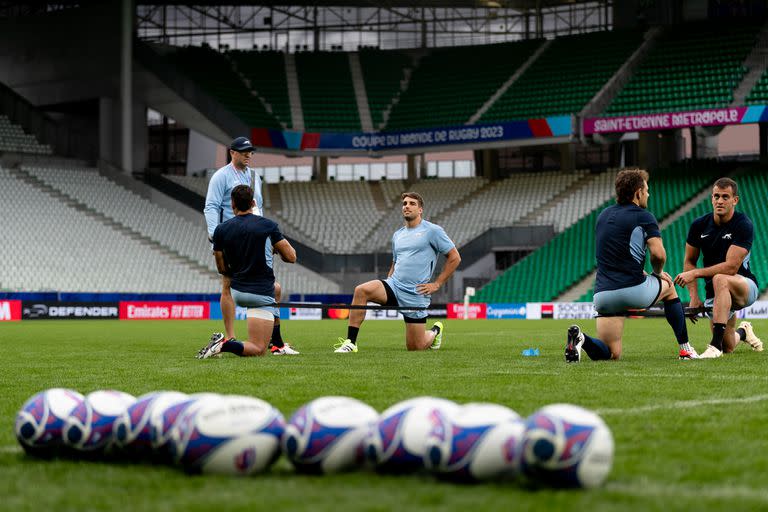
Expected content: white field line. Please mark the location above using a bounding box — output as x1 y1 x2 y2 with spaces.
489 369 768 382
0 445 21 454
597 393 768 416
606 480 768 502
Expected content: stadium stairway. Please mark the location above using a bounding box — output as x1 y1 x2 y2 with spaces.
731 20 768 106
579 27 663 120
284 53 305 131
468 40 550 124
348 52 374 132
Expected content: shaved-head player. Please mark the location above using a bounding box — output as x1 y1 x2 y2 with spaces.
334 192 461 353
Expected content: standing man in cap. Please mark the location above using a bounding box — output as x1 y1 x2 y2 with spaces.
203 136 297 355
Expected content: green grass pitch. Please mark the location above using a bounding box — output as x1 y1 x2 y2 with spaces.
2 318 768 511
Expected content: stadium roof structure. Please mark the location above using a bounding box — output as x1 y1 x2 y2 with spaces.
0 0 602 8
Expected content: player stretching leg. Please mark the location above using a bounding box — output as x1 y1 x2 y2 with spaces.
203 137 291 354
566 169 697 362
334 192 461 353
198 185 298 358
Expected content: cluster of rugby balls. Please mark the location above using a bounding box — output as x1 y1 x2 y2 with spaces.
15 389 614 488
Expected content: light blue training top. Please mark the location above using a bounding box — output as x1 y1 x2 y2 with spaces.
388 219 455 295
203 163 264 239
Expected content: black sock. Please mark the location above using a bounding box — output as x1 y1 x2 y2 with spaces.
663 298 689 344
711 323 726 351
582 333 612 360
736 327 747 341
347 326 359 344
222 339 244 356
270 323 284 348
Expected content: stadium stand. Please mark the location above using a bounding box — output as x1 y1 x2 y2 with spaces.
228 50 293 128
274 181 380 253
359 177 488 252
528 171 615 233
17 165 339 295
0 115 52 155
0 167 219 293
436 171 588 248
358 48 413 130
385 40 542 130
295 52 361 132
480 30 643 122
475 168 725 303
605 22 761 115
164 44 281 129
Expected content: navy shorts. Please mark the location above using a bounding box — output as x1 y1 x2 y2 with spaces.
380 280 427 323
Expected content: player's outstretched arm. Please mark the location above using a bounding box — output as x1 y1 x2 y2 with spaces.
274 239 297 263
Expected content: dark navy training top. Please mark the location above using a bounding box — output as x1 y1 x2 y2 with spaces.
595 204 661 293
212 215 285 296
686 211 757 299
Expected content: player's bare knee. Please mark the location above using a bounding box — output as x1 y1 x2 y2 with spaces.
712 273 729 292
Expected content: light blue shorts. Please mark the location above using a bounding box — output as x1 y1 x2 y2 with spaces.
704 276 759 319
593 274 662 315
231 289 279 319
384 278 429 320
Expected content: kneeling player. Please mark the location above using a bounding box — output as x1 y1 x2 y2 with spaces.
333 192 461 353
674 177 763 358
197 185 298 359
566 169 698 361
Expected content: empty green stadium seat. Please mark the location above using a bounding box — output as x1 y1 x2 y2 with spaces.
480 30 643 123
295 52 361 132
605 22 759 116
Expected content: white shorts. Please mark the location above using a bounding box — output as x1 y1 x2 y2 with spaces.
704 276 759 319
593 275 662 315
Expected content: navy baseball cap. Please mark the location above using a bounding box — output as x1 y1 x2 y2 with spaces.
229 136 254 152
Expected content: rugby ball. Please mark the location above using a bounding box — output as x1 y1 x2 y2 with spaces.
62 390 136 456
282 396 378 474
364 396 460 473
14 388 85 457
520 403 614 488
169 395 285 475
113 391 187 459
424 402 524 482
148 392 212 461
